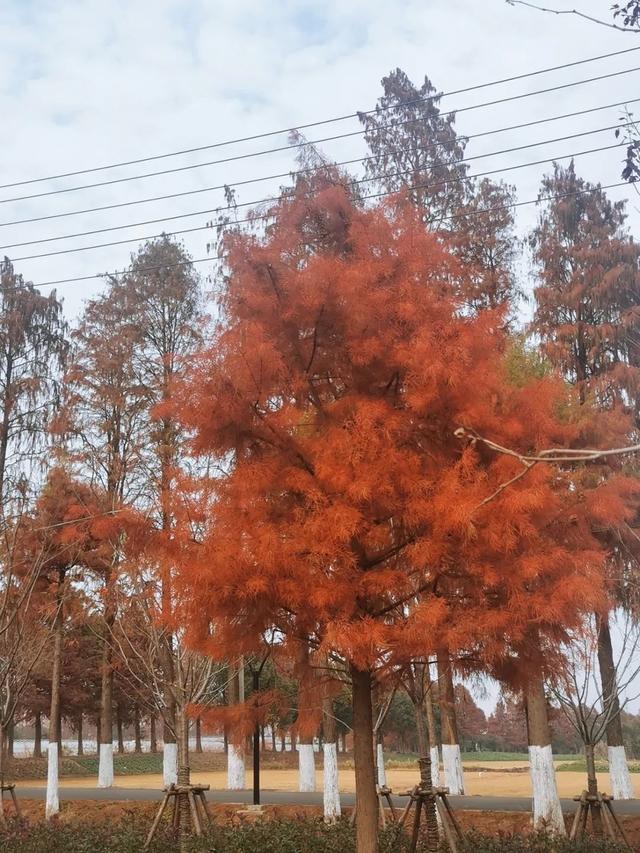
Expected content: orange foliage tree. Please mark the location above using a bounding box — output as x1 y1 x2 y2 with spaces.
172 183 635 853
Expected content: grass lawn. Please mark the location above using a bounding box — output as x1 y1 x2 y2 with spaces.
14 748 640 781
556 759 640 773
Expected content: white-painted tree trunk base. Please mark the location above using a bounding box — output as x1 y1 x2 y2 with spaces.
298 743 316 792
430 745 440 787
163 742 178 786
442 743 465 795
97 743 114 788
323 742 341 821
227 743 246 790
528 744 565 834
377 743 387 788
46 742 59 818
608 745 635 799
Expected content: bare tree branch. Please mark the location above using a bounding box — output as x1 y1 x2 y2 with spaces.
506 0 640 32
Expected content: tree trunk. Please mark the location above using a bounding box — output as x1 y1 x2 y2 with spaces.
376 736 386 788
270 726 276 752
351 665 378 853
149 715 157 754
436 648 464 795
425 679 440 787
298 733 316 792
280 733 286 753
597 614 635 799
195 717 203 754
159 586 178 782
322 689 341 822
160 513 178 786
415 702 439 850
117 706 124 754
0 724 7 818
261 726 266 751
226 663 245 789
585 742 604 836
134 706 142 753
585 742 598 796
77 715 84 756
163 715 178 785
47 577 64 819
403 664 439 851
7 717 13 758
98 589 115 788
176 700 191 853
34 711 42 759
297 644 316 792
525 674 565 834
95 716 101 752
0 724 5 782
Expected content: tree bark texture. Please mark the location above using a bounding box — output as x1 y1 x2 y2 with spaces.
351 665 379 853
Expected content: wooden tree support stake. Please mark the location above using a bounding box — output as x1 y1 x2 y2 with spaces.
398 785 463 853
144 782 212 849
569 790 632 850
349 784 397 829
0 783 21 823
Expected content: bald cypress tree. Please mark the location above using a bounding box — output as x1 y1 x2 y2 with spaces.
531 161 640 799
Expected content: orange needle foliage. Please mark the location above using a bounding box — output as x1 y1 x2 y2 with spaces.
172 183 638 852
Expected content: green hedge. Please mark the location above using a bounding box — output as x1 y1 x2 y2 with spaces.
0 819 628 853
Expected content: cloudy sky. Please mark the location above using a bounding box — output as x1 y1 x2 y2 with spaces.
1 0 639 323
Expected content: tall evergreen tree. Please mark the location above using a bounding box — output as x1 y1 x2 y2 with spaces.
531 161 640 799
358 69 468 226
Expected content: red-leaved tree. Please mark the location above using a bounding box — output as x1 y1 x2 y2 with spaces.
172 183 635 853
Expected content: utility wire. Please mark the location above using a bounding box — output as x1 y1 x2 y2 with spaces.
16 179 631 289
1 43 638 190
4 135 627 260
1 65 638 207
1 96 637 231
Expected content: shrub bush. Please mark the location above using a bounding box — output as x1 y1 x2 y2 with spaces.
458 832 628 853
0 818 629 853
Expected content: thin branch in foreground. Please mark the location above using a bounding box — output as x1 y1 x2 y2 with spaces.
455 427 640 465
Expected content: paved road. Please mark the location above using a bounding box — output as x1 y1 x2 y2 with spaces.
12 787 640 815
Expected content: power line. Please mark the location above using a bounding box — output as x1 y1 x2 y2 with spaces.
1 96 637 231
4 133 627 259
1 43 639 190
17 179 631 289
1 65 638 207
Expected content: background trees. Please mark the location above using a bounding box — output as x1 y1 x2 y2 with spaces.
531 161 640 799
358 69 469 225
53 236 205 788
